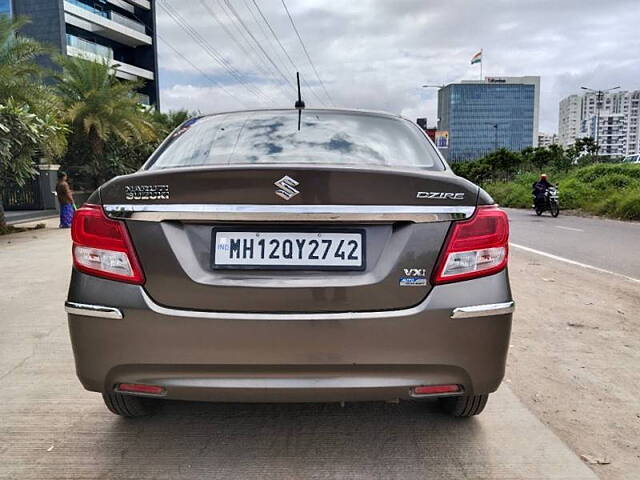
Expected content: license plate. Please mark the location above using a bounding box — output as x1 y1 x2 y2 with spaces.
211 229 365 270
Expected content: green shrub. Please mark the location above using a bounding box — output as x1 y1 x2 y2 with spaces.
584 191 623 217
484 182 531 208
614 189 640 220
590 173 640 191
575 164 640 183
514 172 539 188
557 178 594 209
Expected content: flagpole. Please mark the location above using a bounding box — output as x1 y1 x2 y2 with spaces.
480 48 483 80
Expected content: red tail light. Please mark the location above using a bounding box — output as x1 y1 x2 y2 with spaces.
71 204 145 284
432 205 509 284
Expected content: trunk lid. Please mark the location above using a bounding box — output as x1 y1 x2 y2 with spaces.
100 165 479 313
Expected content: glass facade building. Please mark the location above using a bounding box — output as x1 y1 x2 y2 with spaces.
0 0 12 16
437 77 540 163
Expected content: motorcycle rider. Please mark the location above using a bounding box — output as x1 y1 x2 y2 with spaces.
532 174 553 210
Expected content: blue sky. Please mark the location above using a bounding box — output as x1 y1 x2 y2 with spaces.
157 0 640 133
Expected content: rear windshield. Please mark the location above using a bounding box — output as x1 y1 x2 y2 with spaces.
146 110 444 171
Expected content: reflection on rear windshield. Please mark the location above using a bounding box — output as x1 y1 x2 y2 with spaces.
147 110 444 171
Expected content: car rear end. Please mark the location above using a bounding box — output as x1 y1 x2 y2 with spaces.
65 109 513 417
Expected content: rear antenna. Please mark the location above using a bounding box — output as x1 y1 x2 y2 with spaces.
294 71 305 130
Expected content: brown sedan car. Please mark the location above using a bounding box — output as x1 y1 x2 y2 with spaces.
65 109 513 417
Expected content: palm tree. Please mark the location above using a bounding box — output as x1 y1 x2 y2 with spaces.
55 56 157 187
0 16 57 112
0 17 66 229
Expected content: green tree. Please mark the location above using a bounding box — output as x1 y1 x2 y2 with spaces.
55 56 157 188
578 137 599 157
548 144 571 172
485 148 522 181
102 109 195 178
565 137 601 167
0 101 67 229
151 109 192 135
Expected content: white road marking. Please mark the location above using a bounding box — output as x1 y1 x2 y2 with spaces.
510 243 640 284
555 226 584 232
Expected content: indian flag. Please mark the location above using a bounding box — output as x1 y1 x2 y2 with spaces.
470 50 482 65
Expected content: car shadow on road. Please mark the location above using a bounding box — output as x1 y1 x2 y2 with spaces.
97 399 486 478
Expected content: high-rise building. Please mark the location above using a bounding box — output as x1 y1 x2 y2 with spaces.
9 0 159 107
437 76 540 163
558 91 640 158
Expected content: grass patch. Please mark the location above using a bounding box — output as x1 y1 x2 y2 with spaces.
479 164 640 221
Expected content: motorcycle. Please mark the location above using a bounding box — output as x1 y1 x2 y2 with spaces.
533 186 560 217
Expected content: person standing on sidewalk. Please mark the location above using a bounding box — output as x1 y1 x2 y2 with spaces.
55 171 75 228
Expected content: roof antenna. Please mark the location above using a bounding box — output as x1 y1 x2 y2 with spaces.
294 71 305 131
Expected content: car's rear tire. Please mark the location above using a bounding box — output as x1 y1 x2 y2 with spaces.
439 394 489 417
102 392 157 417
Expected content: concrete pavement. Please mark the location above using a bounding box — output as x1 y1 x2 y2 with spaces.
4 209 57 225
505 207 640 279
0 222 597 479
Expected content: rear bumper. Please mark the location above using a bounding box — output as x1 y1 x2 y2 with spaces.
66 270 513 402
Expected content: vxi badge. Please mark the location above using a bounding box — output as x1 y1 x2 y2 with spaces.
417 192 465 200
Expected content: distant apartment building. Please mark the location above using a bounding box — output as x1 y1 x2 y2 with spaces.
558 90 640 158
437 76 540 163
8 0 158 107
538 132 558 147
558 95 582 147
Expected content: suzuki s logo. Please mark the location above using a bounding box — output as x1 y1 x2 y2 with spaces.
274 175 300 200
417 192 465 200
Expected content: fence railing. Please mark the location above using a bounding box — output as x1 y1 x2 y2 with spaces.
66 0 108 18
110 11 146 33
2 176 42 211
66 34 113 60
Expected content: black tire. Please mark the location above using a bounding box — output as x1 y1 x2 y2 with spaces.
439 394 489 417
102 392 157 417
550 201 560 217
535 208 543 216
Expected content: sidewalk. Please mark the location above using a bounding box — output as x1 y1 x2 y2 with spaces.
5 209 58 226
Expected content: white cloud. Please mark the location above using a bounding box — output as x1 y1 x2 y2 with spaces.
158 0 640 133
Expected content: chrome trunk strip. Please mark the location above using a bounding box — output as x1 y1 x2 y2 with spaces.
139 289 424 321
65 293 513 322
64 301 124 320
103 204 475 223
450 302 515 319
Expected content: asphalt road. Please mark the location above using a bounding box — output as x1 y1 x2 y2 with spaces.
0 220 597 480
505 207 640 280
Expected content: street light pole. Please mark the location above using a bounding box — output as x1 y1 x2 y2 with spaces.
580 86 621 155
420 84 446 131
485 123 500 152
